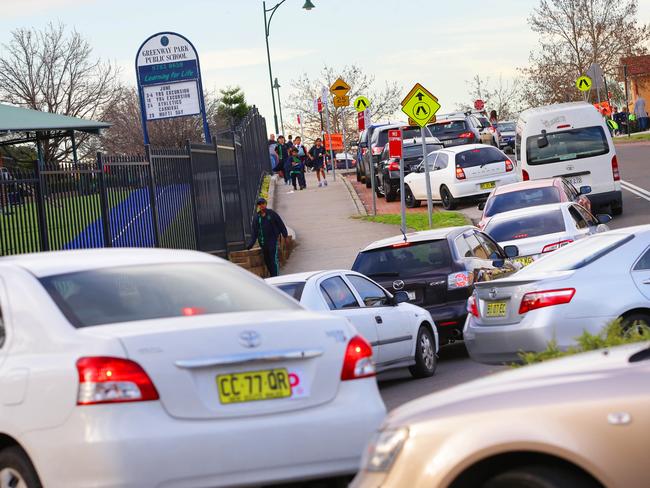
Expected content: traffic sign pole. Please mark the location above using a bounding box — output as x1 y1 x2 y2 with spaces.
421 127 433 228
369 132 377 215
323 93 336 181
341 109 349 171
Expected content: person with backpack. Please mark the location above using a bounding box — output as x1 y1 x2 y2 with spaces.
274 135 290 185
288 148 306 191
293 136 310 175
247 198 288 277
308 138 328 187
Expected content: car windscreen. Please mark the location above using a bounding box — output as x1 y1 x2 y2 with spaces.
352 240 451 278
274 282 306 301
403 144 442 159
456 147 508 168
40 263 300 328
428 120 467 134
484 187 562 217
484 210 566 242
526 126 609 165
476 116 491 128
517 234 634 272
498 122 516 132
376 127 421 148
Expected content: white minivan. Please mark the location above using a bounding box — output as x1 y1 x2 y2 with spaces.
515 102 622 215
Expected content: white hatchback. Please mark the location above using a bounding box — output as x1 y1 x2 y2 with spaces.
268 270 439 378
404 144 520 210
0 249 386 488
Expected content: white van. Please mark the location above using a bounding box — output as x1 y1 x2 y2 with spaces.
515 102 622 215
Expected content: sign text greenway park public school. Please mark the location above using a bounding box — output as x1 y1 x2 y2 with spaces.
141 44 192 64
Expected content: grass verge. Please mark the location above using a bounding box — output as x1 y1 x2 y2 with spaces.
516 319 650 366
614 132 650 143
359 211 470 231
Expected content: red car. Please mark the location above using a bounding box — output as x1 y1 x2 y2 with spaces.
478 177 592 229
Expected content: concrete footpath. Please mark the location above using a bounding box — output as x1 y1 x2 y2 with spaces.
273 171 399 274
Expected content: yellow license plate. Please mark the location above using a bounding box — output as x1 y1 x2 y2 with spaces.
217 368 292 404
486 301 507 317
514 256 534 267
480 181 496 190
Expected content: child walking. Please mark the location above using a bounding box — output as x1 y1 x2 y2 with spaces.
289 148 306 191
308 138 328 187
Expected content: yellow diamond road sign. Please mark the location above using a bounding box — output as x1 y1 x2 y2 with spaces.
401 83 440 128
333 95 350 108
576 75 592 92
330 77 351 96
354 96 370 112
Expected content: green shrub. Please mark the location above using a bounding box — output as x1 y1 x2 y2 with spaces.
516 319 650 366
259 175 271 200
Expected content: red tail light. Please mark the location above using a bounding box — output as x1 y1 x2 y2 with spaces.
341 336 375 381
76 357 159 405
541 239 573 253
388 161 400 171
612 155 620 181
458 131 475 140
467 295 479 317
362 148 368 156
518 288 576 314
522 169 530 181
455 165 466 180
505 160 514 172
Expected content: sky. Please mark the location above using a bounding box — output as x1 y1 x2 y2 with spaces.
2 0 650 131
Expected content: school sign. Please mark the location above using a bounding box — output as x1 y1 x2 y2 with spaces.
136 32 211 144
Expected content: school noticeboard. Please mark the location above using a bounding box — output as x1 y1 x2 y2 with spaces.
324 133 344 151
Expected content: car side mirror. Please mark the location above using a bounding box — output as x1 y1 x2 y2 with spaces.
537 130 549 149
393 291 410 305
579 185 592 195
492 259 505 268
596 214 612 224
478 201 486 211
503 245 519 258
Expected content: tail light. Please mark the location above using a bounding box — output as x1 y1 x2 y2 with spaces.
518 288 576 314
448 271 473 289
467 295 479 317
612 155 620 181
522 169 530 181
388 161 400 171
372 147 383 156
541 239 573 253
341 336 376 381
455 165 466 180
505 160 514 172
76 357 159 405
458 131 474 140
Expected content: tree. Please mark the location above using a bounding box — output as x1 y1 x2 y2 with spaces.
459 75 523 120
215 86 250 130
0 23 121 164
284 65 403 146
521 0 650 107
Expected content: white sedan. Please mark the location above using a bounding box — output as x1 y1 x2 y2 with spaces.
0 249 385 487
268 270 439 378
404 144 519 210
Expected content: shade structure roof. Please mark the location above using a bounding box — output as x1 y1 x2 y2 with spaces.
0 103 110 135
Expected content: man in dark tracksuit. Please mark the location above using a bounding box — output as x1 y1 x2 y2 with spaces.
247 198 288 277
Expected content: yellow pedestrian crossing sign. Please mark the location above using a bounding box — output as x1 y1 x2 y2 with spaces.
576 75 592 92
401 83 440 128
330 77 350 96
354 96 370 112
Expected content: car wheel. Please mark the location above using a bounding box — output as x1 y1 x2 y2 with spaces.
356 166 361 182
440 185 457 210
375 179 383 197
483 464 598 488
385 180 397 202
405 185 421 208
0 446 42 488
409 326 437 378
621 313 650 336
365 173 372 188
611 200 623 216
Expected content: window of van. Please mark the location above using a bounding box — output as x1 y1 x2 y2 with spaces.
526 126 609 165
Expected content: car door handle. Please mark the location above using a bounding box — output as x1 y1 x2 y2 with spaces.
375 316 383 324
642 279 650 285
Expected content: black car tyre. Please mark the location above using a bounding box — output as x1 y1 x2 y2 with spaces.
384 180 397 202
621 313 650 336
409 326 437 378
365 172 372 188
375 178 383 197
483 464 598 488
356 166 361 182
611 200 623 216
0 446 42 488
440 185 457 210
405 185 421 208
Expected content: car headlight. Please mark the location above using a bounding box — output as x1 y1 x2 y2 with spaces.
361 427 409 472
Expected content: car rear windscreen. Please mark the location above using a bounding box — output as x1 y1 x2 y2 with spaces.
485 210 566 242
428 120 467 135
352 240 451 278
456 147 508 168
497 122 516 132
40 263 300 328
376 127 421 147
403 144 442 159
484 187 561 217
275 282 306 301
526 126 609 165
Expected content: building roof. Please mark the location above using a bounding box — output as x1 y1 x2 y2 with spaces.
0 104 111 135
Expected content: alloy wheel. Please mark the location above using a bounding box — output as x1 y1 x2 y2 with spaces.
420 334 434 370
0 468 27 488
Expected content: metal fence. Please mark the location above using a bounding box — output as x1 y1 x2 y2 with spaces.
0 107 268 257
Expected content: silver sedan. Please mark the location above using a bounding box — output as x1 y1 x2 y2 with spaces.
464 225 650 364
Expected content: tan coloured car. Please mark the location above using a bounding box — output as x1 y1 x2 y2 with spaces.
352 342 650 488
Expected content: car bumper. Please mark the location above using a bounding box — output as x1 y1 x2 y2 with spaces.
423 300 467 343
23 379 386 488
452 173 520 199
464 309 616 365
587 189 623 210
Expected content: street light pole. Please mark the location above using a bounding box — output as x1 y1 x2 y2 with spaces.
263 0 315 135
274 78 285 136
